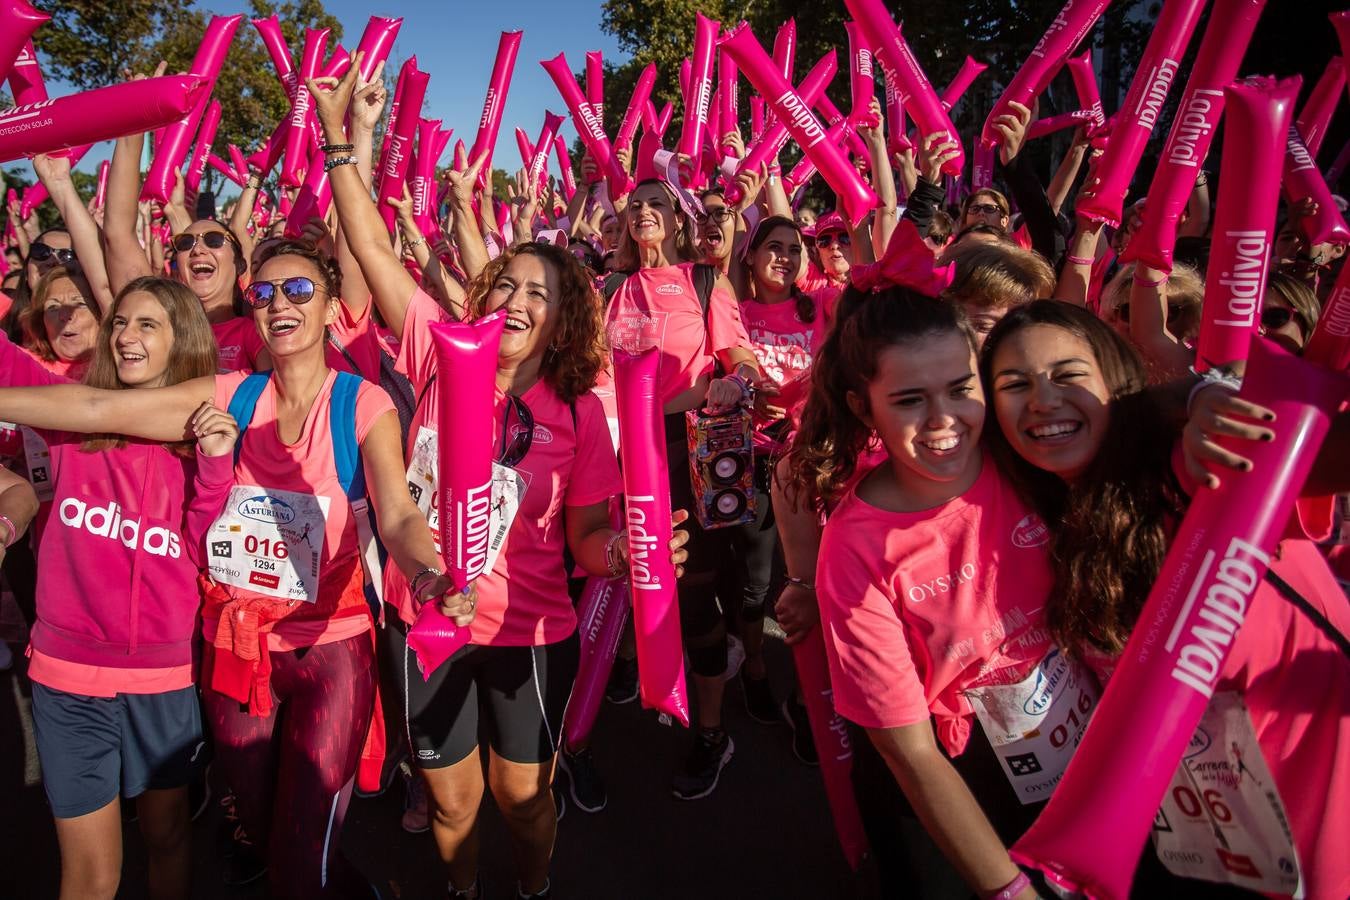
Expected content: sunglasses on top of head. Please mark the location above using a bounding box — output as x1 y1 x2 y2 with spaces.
29 242 77 265
242 276 328 310
171 231 237 254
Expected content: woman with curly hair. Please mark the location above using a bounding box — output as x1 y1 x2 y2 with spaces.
315 55 680 900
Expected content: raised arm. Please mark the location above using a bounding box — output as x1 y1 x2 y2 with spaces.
1052 213 1104 305
1177 171 1211 238
105 131 156 292
228 171 263 279
333 61 388 320
447 145 492 283
859 98 898 258
1127 264 1194 381
0 375 216 442
993 101 1063 262
31 153 114 312
1047 127 1090 216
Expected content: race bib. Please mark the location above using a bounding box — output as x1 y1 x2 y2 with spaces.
405 426 526 576
965 649 1101 805
21 426 52 503
1151 692 1302 896
207 486 330 603
607 308 669 355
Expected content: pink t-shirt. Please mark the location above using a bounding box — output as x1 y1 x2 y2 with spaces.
212 316 267 372
817 457 1055 756
206 370 395 650
739 292 835 430
391 287 623 645
604 263 750 402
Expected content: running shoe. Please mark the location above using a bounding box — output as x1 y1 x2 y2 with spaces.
559 746 607 813
782 699 819 766
721 634 745 682
401 766 430 834
672 729 734 800
740 669 780 725
605 655 639 704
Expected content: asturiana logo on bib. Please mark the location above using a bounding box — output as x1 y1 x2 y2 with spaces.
59 497 182 558
238 495 296 526
1022 649 1070 716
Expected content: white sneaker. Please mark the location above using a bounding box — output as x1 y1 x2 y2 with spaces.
721 634 745 682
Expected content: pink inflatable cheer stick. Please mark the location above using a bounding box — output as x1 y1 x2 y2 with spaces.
845 22 879 129
773 19 797 81
0 76 209 163
1304 255 1350 372
404 311 508 678
352 16 401 82
783 119 853 195
750 96 766 142
718 51 739 154
940 56 987 112
816 92 872 162
246 120 288 179
981 0 1110 147
585 50 605 123
553 135 578 201
678 57 692 108
93 159 110 209
529 112 565 192
1296 56 1345 159
678 14 720 189
971 141 995 190
20 143 91 219
142 14 243 204
611 346 690 725
208 154 245 186
470 31 523 191
794 629 869 870
616 62 657 151
283 162 331 237
722 25 877 225
562 572 631 751
411 120 448 239
541 53 629 196
253 16 298 125
1193 77 1299 373
1283 123 1350 247
729 50 838 195
656 102 675 136
282 28 330 189
319 44 351 80
515 127 535 171
847 0 964 175
228 144 248 182
8 40 46 106
1066 51 1105 129
184 99 222 195
882 60 910 152
1075 0 1206 226
1124 0 1266 272
1011 335 1349 900
1026 109 1097 140
377 58 429 233
0 0 47 89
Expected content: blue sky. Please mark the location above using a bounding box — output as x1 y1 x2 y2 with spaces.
3 1 630 198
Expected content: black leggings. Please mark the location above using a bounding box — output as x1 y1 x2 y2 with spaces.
718 457 778 629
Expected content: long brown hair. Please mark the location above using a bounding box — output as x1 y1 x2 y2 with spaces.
745 215 816 323
979 300 1186 657
23 268 99 362
82 278 218 452
464 243 607 404
785 285 976 509
612 179 701 273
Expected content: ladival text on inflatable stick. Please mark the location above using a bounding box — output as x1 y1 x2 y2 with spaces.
585 50 605 122
611 346 690 725
1027 109 1098 140
404 311 507 678
727 50 838 194
377 57 429 233
846 0 964 175
529 112 565 192
1282 123 1350 247
541 52 629 195
562 569 631 751
470 31 523 190
1011 335 1348 900
553 135 578 201
616 62 657 150
1194 77 1299 373
939 56 987 112
845 22 879 128
1124 0 1267 272
282 28 329 188
184 99 223 195
718 50 740 153
142 14 243 204
882 58 910 152
1304 254 1350 373
0 76 209 163
1296 56 1345 159
980 0 1110 147
0 0 48 89
1074 0 1206 226
1065 51 1105 128
8 39 46 106
679 13 720 188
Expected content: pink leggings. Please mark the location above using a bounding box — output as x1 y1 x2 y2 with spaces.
205 634 376 899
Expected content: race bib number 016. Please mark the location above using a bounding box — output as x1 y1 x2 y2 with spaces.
208 486 330 603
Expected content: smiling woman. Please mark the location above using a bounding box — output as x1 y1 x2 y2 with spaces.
22 267 99 377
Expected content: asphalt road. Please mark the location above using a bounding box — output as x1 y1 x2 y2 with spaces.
0 615 883 900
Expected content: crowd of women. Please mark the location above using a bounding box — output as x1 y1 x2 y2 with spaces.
0 13 1347 900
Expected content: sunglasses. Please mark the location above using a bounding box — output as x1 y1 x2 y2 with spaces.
815 233 851 249
1116 302 1182 325
498 394 534 468
967 203 1005 217
696 207 735 225
29 242 76 265
171 231 237 254
1259 307 1301 331
242 276 327 310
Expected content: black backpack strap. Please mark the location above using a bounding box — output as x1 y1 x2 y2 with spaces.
1264 568 1350 659
602 271 631 304
692 263 716 328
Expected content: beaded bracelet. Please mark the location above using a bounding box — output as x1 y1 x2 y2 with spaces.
604 532 627 577
320 142 355 154
324 155 359 172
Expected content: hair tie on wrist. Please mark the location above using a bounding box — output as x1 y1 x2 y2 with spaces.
1133 271 1168 287
983 872 1030 900
1065 253 1095 266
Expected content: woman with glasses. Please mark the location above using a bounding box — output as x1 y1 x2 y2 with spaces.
805 213 855 297
312 57 682 899
1260 271 1320 355
0 239 463 898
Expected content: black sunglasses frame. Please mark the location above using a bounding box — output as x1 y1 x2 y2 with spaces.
171 231 237 254
498 394 534 468
29 242 77 265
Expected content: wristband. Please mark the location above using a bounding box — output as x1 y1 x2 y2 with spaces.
324 155 359 172
409 566 443 600
604 532 627 577
403 235 426 250
0 514 15 548
1186 367 1243 416
1065 253 1095 266
1133 270 1168 287
320 142 355 154
785 576 815 592
725 372 753 404
983 872 1030 900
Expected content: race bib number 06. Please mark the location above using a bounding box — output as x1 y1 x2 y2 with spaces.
208 486 330 603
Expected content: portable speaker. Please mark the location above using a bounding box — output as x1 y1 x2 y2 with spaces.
685 407 756 529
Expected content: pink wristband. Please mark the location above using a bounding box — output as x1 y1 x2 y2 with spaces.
1133 270 1169 287
1065 253 1094 266
0 514 14 548
984 872 1030 900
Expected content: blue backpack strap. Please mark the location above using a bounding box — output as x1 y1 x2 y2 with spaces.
329 371 362 495
227 372 272 467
